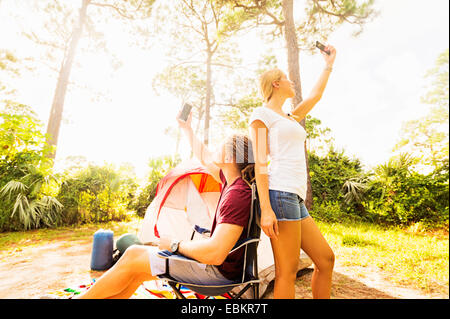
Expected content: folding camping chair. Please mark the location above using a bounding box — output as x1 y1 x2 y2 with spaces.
156 181 261 299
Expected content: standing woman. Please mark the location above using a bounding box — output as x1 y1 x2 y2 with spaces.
249 45 336 299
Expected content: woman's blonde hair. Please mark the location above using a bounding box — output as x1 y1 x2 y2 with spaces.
259 68 284 103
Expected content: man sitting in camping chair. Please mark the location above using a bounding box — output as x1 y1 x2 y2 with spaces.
75 111 256 299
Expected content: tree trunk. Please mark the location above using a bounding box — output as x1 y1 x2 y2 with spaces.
204 51 212 146
281 0 313 210
46 0 90 160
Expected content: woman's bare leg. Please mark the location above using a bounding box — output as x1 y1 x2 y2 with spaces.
270 220 301 299
75 245 155 299
300 216 335 299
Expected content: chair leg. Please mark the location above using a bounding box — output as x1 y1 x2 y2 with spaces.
253 283 260 299
168 282 186 299
233 283 252 299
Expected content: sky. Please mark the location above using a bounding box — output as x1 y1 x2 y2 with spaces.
0 0 449 179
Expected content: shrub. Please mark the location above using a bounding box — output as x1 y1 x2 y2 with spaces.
0 104 61 231
57 163 137 225
309 149 448 229
308 148 369 221
362 155 449 228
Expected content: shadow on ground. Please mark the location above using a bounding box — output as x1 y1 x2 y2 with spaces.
262 268 396 299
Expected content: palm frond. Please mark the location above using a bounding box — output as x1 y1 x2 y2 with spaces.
39 196 64 227
342 178 368 204
0 180 28 201
29 201 45 228
40 195 63 212
11 193 32 228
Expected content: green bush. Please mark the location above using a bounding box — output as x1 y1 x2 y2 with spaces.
57 163 137 225
309 200 347 223
309 149 448 230
309 148 364 202
0 155 63 231
0 103 61 232
308 148 370 221
362 155 449 228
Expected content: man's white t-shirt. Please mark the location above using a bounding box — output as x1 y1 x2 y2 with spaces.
249 106 307 200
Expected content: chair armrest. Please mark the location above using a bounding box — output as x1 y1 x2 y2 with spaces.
190 225 211 240
157 250 199 264
193 225 211 235
229 238 260 254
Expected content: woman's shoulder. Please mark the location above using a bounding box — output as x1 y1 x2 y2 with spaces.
249 106 274 127
250 106 269 116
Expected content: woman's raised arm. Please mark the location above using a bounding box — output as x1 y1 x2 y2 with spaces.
291 45 336 122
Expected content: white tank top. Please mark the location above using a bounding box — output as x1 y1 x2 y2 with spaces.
249 106 307 200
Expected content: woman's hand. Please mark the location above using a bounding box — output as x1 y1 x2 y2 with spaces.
176 109 193 131
322 44 336 67
260 208 279 239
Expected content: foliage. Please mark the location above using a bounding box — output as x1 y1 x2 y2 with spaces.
130 154 181 217
217 54 277 133
393 49 449 171
221 0 377 46
56 163 138 225
0 167 62 231
0 49 19 95
309 146 449 229
306 121 369 223
0 102 54 160
304 115 334 155
308 147 365 211
421 49 449 110
309 200 352 223
0 103 59 231
218 88 263 132
362 155 449 227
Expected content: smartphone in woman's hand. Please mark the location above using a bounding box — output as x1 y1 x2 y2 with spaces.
316 41 330 55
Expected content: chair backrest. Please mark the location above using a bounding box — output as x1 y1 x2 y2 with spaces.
241 182 261 283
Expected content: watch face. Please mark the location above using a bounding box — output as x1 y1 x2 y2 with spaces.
170 241 179 253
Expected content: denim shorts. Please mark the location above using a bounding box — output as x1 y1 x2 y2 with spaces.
269 189 310 221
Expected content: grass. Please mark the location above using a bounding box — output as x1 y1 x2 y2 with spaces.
317 220 449 295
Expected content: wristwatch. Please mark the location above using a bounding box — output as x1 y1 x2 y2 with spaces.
170 239 180 253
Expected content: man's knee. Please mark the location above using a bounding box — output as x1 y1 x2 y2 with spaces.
120 245 147 271
122 244 142 259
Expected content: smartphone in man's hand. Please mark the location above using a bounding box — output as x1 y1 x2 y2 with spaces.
178 103 192 122
316 41 330 55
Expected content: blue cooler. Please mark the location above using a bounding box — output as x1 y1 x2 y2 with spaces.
90 229 114 270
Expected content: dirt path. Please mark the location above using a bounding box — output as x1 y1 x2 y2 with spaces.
0 239 446 299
